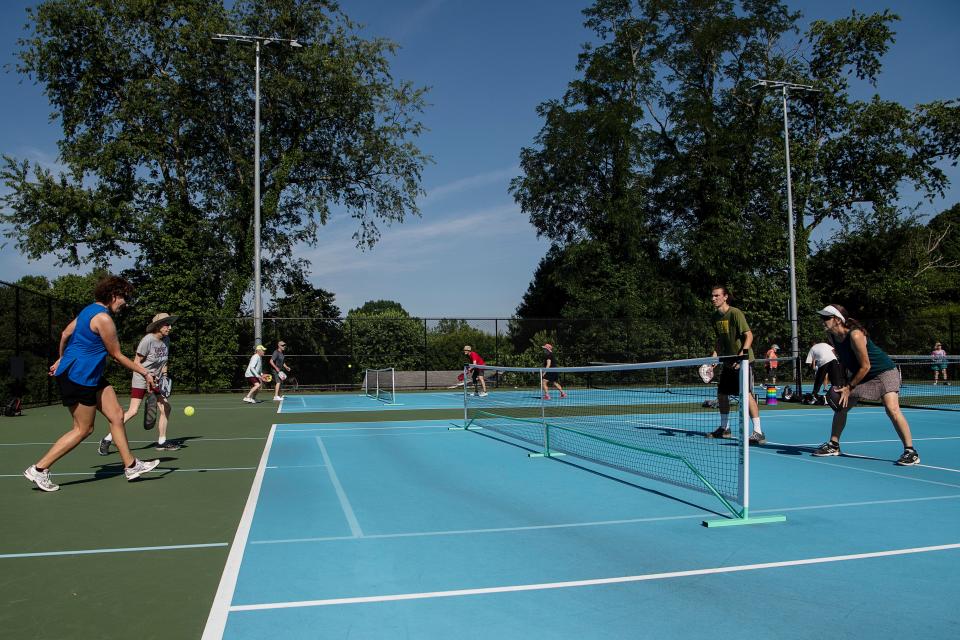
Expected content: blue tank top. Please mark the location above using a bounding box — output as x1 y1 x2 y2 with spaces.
834 330 895 382
55 303 111 386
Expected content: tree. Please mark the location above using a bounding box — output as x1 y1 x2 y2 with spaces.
510 0 960 357
264 273 346 385
345 300 422 371
1 0 429 342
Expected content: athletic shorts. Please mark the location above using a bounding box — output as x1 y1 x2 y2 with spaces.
130 387 162 400
850 368 901 403
57 373 110 407
247 376 261 386
717 363 755 397
931 363 947 372
544 371 559 383
471 369 482 382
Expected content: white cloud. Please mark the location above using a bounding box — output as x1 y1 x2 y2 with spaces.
422 166 519 204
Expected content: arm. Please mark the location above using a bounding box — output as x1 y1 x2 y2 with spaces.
92 313 152 381
837 330 870 407
740 329 753 354
49 318 78 375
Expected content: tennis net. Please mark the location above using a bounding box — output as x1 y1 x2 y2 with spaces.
462 357 783 526
890 355 960 411
362 367 396 404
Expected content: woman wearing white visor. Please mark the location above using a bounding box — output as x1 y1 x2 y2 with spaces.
813 304 919 465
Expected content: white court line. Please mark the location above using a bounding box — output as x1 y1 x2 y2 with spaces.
0 542 227 560
0 466 268 479
277 424 452 433
315 436 364 538
201 424 277 640
0 436 267 447
250 493 960 546
229 542 960 612
754 448 960 489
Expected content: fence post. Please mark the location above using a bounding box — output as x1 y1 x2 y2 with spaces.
423 318 428 390
194 316 201 394
47 296 53 405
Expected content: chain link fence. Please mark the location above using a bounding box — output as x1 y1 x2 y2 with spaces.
2 280 956 407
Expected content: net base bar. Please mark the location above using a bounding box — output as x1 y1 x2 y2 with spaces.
702 513 787 528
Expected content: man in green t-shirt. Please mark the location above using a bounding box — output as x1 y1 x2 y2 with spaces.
708 286 765 445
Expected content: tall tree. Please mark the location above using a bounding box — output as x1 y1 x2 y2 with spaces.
1 0 429 330
511 0 959 350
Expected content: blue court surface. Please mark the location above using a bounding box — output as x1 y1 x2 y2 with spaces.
204 406 960 639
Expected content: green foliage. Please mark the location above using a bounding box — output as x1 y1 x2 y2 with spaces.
426 320 497 370
345 301 422 372
1 0 429 331
510 0 960 360
263 273 347 384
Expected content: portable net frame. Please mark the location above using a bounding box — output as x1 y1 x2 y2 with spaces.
457 356 784 527
361 367 396 404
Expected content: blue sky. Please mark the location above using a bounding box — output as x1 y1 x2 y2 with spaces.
1 0 958 317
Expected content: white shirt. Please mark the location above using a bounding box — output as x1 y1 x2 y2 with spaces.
805 343 837 369
245 353 263 378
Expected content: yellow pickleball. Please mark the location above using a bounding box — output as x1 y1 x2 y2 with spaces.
184 406 195 417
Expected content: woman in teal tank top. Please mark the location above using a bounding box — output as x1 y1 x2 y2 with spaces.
23 276 161 492
811 304 919 466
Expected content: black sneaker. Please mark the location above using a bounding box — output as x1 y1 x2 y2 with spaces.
155 440 182 451
707 427 732 439
97 437 112 456
896 448 920 466
749 432 767 446
812 441 841 457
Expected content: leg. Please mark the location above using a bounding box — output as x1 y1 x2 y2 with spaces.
156 397 171 442
274 381 281 398
881 392 913 448
98 386 136 468
35 403 97 469
123 396 143 424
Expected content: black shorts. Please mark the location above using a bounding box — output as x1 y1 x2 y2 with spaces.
717 364 755 397
544 371 559 383
57 373 110 407
471 369 482 381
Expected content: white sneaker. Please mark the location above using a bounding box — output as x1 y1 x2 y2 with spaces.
24 465 59 492
273 396 284 401
243 397 256 403
478 392 488 397
125 459 160 481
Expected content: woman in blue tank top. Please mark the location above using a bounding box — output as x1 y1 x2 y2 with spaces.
23 276 161 492
810 304 919 466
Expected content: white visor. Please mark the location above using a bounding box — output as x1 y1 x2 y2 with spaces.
816 305 845 323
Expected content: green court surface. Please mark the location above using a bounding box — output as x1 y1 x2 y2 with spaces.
0 394 459 640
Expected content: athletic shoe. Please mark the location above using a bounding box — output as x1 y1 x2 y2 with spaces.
273 396 284 401
478 392 488 397
707 427 731 439
812 441 841 457
749 432 767 445
23 465 59 492
896 448 920 466
560 392 568 398
243 397 256 404
542 394 551 400
155 440 181 451
125 458 160 480
97 437 112 456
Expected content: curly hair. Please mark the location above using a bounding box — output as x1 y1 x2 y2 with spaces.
93 276 134 304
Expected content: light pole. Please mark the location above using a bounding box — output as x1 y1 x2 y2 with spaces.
212 34 303 347
751 79 820 391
